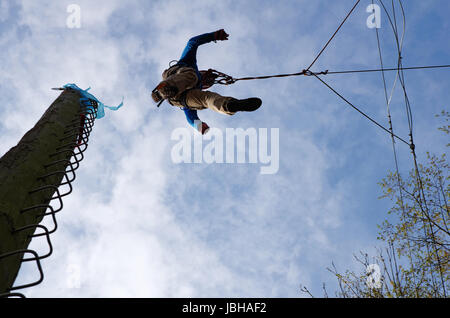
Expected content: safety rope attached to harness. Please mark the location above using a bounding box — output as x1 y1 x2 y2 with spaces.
207 64 450 87
209 68 329 86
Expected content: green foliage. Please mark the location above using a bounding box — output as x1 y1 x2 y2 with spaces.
313 111 450 298
436 110 450 144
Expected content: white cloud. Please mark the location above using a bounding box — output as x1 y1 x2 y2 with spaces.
3 0 449 298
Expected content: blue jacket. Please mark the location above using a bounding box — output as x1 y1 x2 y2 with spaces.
176 32 216 129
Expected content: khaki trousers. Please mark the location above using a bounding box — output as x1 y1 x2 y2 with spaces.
183 90 234 115
160 66 235 115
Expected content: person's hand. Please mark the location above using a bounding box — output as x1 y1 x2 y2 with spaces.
214 29 229 41
199 122 210 135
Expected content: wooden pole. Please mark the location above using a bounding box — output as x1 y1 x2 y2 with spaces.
0 89 83 294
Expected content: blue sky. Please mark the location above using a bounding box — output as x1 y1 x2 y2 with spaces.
1 0 449 297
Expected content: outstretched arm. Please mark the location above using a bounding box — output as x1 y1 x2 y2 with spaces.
178 29 229 68
183 108 209 135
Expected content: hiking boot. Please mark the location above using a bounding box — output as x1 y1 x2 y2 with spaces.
226 98 262 113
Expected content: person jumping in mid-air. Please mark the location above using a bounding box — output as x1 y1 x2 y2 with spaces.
151 29 262 134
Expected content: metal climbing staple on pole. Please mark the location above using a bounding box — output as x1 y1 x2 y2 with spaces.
0 86 99 297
